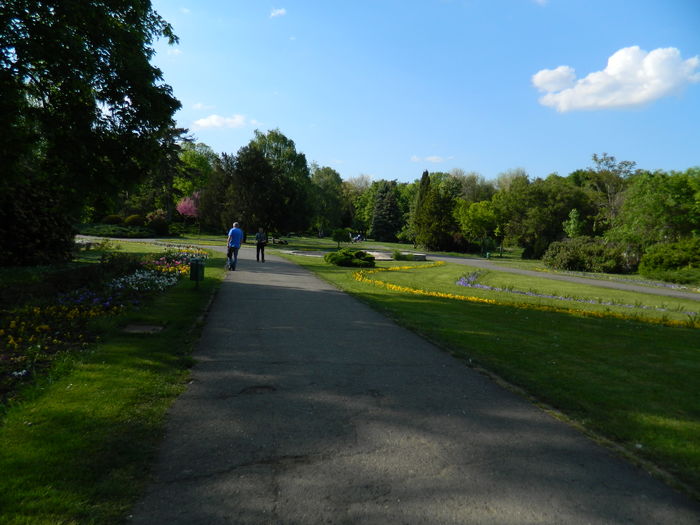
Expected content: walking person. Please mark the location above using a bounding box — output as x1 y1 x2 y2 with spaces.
255 227 267 263
227 222 243 270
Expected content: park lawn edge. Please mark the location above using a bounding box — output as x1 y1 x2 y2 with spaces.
0 248 226 525
277 252 700 502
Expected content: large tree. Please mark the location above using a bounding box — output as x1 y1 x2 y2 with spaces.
310 164 343 236
569 153 637 232
1 0 181 263
369 180 402 242
249 129 312 232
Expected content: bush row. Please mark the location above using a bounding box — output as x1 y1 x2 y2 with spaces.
638 237 700 284
542 237 637 274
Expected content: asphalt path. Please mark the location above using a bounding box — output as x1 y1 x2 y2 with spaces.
129 247 699 524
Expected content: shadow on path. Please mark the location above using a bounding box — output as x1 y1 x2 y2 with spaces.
128 251 699 524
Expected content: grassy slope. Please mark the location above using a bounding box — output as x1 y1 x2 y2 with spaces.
282 255 700 497
0 246 225 524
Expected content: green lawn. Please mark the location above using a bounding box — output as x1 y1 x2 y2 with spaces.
281 254 700 498
0 246 225 524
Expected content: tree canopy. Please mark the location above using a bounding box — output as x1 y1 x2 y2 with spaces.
1 0 182 264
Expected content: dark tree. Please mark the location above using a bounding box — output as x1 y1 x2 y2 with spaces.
369 181 402 242
1 0 181 264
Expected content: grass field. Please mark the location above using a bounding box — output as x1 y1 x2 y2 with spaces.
280 253 700 498
0 244 225 524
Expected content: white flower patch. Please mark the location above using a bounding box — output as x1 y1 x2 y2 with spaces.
108 269 179 293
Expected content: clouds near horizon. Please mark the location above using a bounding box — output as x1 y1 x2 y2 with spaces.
533 46 700 112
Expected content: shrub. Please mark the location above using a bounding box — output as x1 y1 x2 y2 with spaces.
639 238 700 283
124 214 145 227
77 224 153 238
324 248 375 268
101 214 123 225
542 236 635 274
146 209 169 236
393 250 414 261
99 252 144 277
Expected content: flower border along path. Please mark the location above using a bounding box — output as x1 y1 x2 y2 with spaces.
353 262 700 329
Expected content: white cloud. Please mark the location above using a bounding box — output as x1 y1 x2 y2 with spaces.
532 46 700 112
180 7 191 14
532 65 575 92
193 102 215 110
167 48 182 56
193 114 248 129
411 155 452 163
533 0 548 5
270 8 286 18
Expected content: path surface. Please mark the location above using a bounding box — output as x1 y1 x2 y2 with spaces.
130 248 699 524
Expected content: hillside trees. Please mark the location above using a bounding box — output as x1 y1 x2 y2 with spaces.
1 0 181 264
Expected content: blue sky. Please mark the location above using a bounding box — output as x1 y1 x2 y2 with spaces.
151 0 700 183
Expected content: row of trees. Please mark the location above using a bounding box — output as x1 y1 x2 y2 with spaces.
118 129 699 273
2 3 697 271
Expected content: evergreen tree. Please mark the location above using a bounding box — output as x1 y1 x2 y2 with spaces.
412 171 431 246
369 181 402 242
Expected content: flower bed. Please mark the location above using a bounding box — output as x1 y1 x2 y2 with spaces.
352 263 700 329
0 246 209 402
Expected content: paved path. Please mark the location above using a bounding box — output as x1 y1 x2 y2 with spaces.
130 249 699 524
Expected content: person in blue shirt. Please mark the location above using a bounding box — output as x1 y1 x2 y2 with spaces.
227 222 244 270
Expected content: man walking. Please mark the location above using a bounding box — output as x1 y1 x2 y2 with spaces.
255 227 267 263
227 222 243 270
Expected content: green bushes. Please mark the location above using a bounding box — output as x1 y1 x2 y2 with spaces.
638 238 700 284
124 214 145 227
324 248 375 268
77 224 154 238
392 250 415 261
542 237 635 274
146 210 169 236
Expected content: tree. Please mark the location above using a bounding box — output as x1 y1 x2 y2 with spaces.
174 142 218 198
608 168 700 248
369 181 402 242
454 200 498 253
222 144 277 231
415 183 458 251
562 208 584 238
199 129 312 234
572 153 637 232
310 165 343 236
411 171 432 247
341 175 372 232
492 173 594 258
249 129 312 232
176 193 200 220
1 0 182 264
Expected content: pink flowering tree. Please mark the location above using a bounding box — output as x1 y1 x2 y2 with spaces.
176 192 200 229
